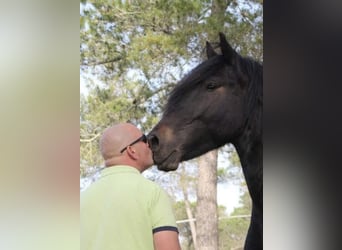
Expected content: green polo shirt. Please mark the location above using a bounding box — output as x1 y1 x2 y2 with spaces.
81 165 178 250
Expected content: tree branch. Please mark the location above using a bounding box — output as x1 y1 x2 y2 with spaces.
80 133 101 143
81 55 123 67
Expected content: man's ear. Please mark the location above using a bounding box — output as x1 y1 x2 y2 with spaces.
126 146 138 160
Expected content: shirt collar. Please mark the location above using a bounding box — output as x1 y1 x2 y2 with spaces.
100 165 140 178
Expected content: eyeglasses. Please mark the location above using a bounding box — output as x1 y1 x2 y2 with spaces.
120 134 148 153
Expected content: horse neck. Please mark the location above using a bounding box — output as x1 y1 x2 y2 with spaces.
233 108 263 207
233 107 262 170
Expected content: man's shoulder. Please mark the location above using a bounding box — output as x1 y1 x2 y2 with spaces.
140 176 162 190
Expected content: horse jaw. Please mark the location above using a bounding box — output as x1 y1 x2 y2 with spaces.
154 149 181 171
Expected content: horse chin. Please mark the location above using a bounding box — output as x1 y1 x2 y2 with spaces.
154 150 181 172
157 162 179 172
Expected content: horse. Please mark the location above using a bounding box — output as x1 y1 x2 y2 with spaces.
148 33 263 250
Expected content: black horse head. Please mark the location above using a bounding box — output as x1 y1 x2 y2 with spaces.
149 33 262 171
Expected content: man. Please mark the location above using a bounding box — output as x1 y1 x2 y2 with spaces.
81 123 181 250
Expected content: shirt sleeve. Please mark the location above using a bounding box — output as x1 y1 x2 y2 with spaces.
150 186 179 234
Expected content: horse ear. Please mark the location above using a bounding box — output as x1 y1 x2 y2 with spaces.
219 32 236 65
206 41 218 59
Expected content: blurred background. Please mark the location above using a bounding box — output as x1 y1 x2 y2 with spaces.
1 0 341 249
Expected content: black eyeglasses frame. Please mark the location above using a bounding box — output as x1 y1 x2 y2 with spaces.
120 134 148 153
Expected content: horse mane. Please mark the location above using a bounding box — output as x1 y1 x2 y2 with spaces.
238 55 263 116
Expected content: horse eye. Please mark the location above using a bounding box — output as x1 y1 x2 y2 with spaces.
206 83 216 91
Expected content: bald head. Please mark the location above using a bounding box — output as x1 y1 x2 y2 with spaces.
100 123 142 162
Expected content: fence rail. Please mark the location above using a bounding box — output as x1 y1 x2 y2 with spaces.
176 215 251 224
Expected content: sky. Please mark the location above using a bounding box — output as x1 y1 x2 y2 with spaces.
218 182 242 214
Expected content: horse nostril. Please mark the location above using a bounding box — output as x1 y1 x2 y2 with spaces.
148 135 159 150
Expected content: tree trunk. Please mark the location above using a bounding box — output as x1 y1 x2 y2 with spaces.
209 0 229 36
196 150 218 250
195 1 231 249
